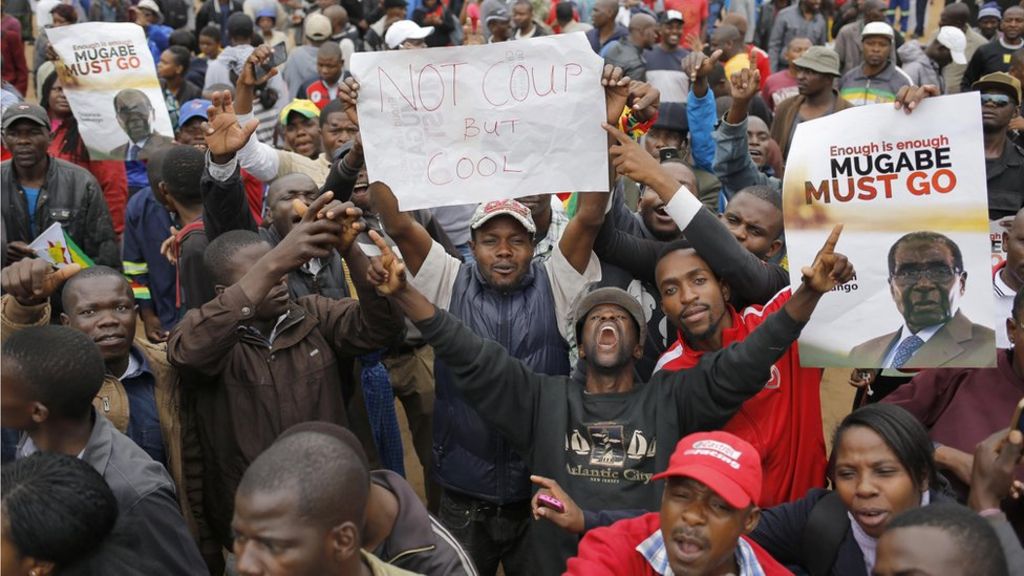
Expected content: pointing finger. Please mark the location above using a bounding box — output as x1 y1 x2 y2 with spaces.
707 49 724 67
368 229 393 257
821 224 843 254
601 122 633 144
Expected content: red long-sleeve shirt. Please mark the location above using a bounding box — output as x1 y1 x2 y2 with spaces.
49 120 128 234
655 289 827 508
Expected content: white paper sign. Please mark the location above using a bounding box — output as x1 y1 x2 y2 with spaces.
783 93 995 369
46 23 175 161
350 33 608 211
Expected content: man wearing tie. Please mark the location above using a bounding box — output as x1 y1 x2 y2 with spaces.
110 89 173 193
849 231 996 369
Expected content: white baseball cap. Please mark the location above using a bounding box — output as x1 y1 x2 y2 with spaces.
385 20 434 49
305 13 332 41
861 21 894 39
936 26 967 65
137 0 163 20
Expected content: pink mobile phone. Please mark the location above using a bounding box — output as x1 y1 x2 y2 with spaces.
537 494 565 514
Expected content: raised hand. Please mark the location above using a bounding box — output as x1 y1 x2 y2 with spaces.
1 258 82 306
338 77 360 127
295 196 366 254
894 84 940 114
800 225 854 294
204 91 260 163
683 48 722 83
969 428 1024 512
272 192 343 272
530 475 585 534
603 123 675 192
601 64 631 126
366 230 407 296
627 80 660 123
239 44 279 90
729 65 761 103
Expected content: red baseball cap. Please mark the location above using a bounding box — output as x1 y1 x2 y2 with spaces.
652 432 762 509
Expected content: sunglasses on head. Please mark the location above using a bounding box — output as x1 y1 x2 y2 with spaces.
980 93 1014 107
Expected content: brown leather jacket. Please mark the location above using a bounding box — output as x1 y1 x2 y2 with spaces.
771 90 854 160
0 295 204 544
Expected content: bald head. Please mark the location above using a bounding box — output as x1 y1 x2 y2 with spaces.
721 13 748 38
939 2 970 29
323 4 348 30
238 431 369 530
629 13 657 49
711 24 742 58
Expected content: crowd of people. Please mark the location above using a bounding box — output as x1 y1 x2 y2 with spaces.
1 0 1024 573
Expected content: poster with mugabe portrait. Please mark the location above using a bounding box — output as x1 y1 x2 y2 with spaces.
782 92 996 369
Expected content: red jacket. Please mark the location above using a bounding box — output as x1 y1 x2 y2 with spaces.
655 289 827 507
305 80 336 110
565 512 791 576
49 120 129 234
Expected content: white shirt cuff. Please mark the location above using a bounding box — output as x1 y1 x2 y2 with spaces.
237 111 256 126
663 185 703 231
206 153 238 182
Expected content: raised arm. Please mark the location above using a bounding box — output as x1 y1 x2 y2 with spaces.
668 226 852 430
682 49 723 173
605 122 789 306
231 45 283 182
715 66 780 192
168 194 344 375
367 231 543 456
0 259 81 339
202 90 262 241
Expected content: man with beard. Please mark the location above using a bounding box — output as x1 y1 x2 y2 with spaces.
369 182 604 576
598 123 828 507
644 11 690 103
564 432 790 575
849 231 996 368
364 171 848 572
838 22 913 106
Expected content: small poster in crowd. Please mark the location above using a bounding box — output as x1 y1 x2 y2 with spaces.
350 33 608 211
783 93 996 369
46 23 174 161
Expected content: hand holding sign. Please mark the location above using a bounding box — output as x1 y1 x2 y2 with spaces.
800 225 854 294
602 64 630 126
1 258 82 306
339 77 360 127
204 91 260 164
367 230 407 296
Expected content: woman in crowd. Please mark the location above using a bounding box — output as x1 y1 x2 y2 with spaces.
1 452 150 575
40 71 129 234
749 403 951 575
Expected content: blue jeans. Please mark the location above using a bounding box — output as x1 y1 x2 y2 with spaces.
438 490 532 576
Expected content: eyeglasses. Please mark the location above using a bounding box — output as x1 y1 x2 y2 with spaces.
891 265 959 284
980 93 1014 108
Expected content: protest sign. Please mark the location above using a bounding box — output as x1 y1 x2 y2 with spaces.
350 34 608 211
46 23 174 161
783 93 996 369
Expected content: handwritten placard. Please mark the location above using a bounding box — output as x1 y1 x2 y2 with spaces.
350 33 608 211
